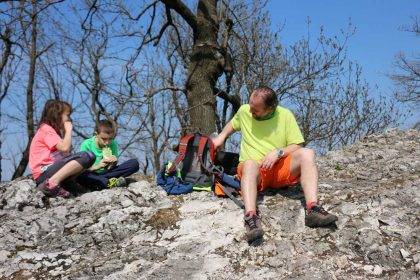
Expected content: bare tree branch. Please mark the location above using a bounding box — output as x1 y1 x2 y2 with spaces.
160 0 197 32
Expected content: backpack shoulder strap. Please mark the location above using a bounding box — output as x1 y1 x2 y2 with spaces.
197 135 215 164
197 135 216 177
168 134 195 174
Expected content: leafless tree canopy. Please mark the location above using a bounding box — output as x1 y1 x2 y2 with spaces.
390 16 419 105
0 0 400 180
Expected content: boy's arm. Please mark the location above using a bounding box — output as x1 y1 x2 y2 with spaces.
80 139 107 171
101 140 118 170
102 140 118 165
89 160 107 171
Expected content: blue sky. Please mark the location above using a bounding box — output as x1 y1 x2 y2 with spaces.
1 0 419 181
267 0 419 125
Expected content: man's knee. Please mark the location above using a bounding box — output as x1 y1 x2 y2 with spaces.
293 148 315 164
242 160 260 178
243 159 259 169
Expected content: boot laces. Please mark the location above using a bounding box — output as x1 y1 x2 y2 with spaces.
311 205 328 215
246 215 259 229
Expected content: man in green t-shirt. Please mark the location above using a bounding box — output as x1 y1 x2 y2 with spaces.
213 86 337 244
77 120 139 189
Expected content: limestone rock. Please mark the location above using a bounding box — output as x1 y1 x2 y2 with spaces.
0 129 419 279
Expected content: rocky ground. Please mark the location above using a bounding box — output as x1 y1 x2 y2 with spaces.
0 129 419 279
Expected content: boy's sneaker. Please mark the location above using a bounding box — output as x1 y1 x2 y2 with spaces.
244 213 264 245
305 205 338 228
38 179 70 198
107 177 126 188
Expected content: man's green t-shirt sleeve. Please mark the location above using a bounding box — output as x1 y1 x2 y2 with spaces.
231 106 243 131
286 111 305 146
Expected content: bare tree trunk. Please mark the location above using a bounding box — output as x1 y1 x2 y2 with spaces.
122 0 231 135
12 3 37 179
185 0 221 135
0 27 13 181
148 98 161 172
0 28 12 76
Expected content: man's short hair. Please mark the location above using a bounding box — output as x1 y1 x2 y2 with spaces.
96 119 115 134
252 86 278 110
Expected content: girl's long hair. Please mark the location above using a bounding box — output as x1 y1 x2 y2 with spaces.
39 99 72 136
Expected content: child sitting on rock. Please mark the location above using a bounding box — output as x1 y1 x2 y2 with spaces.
77 119 139 189
29 100 96 198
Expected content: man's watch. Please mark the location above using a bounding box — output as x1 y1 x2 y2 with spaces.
276 148 285 158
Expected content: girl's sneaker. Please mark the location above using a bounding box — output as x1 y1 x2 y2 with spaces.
37 179 70 198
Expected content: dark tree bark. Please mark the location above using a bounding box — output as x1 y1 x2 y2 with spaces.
0 27 13 181
0 28 12 76
184 0 221 134
117 0 234 135
160 0 229 134
12 1 38 179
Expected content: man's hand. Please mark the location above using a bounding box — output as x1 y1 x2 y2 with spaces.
212 134 225 151
261 149 280 170
211 121 235 151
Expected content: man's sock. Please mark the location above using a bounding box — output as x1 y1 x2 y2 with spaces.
245 210 257 217
306 201 318 211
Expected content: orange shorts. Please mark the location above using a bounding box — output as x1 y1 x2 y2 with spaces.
237 154 300 192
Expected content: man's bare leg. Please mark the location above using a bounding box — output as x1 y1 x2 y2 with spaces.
289 148 337 227
289 148 318 205
241 159 260 213
241 159 264 244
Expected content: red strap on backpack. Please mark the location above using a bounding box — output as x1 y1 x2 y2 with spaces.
197 135 217 177
167 134 195 174
197 135 215 164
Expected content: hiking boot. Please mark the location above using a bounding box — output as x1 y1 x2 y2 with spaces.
244 213 264 245
107 177 126 188
38 179 70 198
305 205 338 228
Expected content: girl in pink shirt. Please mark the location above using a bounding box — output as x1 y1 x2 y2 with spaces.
29 100 95 198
